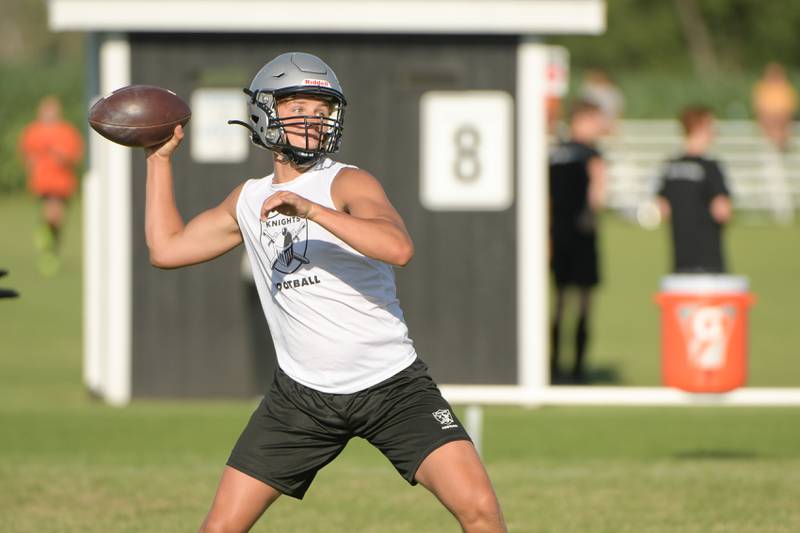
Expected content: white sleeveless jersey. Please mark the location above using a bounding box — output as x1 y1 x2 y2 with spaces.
236 158 417 393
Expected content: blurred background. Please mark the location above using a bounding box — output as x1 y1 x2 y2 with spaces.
1 1 799 531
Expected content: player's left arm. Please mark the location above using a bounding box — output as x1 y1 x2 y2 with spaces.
654 161 672 221
259 168 414 267
708 160 733 224
587 156 608 212
710 195 732 224
18 127 37 172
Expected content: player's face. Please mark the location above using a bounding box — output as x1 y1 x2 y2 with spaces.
589 111 607 138
696 116 716 147
38 97 62 123
574 111 605 141
276 96 333 150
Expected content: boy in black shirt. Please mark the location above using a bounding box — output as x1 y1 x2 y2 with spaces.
548 101 608 383
656 106 732 273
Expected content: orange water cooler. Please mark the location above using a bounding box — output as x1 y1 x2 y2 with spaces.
655 275 755 393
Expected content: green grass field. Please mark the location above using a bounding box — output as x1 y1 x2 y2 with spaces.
1 192 799 532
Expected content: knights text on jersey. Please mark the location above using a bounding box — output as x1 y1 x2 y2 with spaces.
236 158 417 394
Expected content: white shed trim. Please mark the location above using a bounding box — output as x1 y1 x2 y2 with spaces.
49 0 605 35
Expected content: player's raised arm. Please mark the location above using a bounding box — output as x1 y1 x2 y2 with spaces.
329 167 414 266
145 125 243 269
259 167 414 267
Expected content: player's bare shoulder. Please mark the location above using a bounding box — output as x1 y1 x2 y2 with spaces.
221 181 248 220
331 166 388 212
333 166 381 188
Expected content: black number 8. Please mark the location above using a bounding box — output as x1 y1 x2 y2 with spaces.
453 125 481 183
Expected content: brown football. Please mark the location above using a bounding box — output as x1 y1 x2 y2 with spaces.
88 85 191 147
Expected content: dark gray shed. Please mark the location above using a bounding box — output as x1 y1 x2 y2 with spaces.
48 0 605 404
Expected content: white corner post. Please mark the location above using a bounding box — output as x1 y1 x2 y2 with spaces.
516 38 550 404
82 33 104 396
465 405 484 456
85 33 132 406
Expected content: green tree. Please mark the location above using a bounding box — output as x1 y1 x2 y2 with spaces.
551 0 800 73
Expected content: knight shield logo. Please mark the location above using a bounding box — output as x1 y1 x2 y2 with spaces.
260 214 310 274
432 409 457 429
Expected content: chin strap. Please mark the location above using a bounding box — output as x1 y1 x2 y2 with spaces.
279 147 322 168
227 119 252 131
229 117 322 167
228 120 268 149
227 119 268 149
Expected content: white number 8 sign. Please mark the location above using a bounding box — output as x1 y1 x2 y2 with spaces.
420 91 513 211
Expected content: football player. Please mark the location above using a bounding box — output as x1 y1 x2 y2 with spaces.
145 52 506 533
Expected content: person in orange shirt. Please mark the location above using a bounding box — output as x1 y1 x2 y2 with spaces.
19 96 83 274
752 62 798 151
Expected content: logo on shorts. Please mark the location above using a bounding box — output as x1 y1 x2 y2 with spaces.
432 409 458 430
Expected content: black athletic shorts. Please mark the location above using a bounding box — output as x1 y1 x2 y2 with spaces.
551 234 600 288
226 358 471 499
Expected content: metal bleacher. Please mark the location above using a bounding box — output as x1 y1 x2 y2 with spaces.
600 120 800 224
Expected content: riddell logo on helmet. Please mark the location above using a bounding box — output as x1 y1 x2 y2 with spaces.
303 79 332 88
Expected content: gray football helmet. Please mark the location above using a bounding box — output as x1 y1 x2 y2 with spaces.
229 52 346 166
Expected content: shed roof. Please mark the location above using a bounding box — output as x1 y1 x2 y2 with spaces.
48 0 605 35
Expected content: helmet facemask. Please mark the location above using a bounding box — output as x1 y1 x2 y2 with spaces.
249 88 346 167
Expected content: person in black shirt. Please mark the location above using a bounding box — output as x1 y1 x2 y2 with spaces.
548 101 608 383
656 106 732 273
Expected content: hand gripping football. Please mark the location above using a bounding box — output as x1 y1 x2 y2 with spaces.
88 85 191 147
